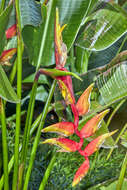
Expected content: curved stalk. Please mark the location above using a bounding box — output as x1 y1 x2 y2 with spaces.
23 80 57 190
39 154 57 190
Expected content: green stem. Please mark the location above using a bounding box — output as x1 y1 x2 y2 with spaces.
106 123 127 160
19 81 37 190
39 154 57 190
116 152 127 190
0 0 5 14
19 0 54 187
116 35 127 56
9 59 17 84
23 80 57 190
0 112 42 190
0 99 9 190
106 99 126 129
12 0 23 189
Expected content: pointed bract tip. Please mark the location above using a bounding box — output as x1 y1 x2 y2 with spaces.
72 158 89 187
76 83 94 116
41 122 74 137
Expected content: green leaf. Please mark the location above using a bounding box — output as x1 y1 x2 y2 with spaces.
0 3 13 55
96 62 127 105
23 73 49 86
21 85 48 104
0 65 19 103
76 6 127 51
20 0 42 27
22 0 97 66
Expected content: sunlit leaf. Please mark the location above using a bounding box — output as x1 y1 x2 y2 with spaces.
76 6 127 51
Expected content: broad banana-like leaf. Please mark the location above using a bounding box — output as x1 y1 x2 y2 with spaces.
22 0 98 66
96 62 127 104
76 5 127 51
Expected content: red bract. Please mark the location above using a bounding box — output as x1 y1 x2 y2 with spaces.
79 130 117 157
76 83 94 116
0 48 17 66
80 109 109 138
6 24 17 39
42 137 81 152
72 157 89 187
41 122 75 136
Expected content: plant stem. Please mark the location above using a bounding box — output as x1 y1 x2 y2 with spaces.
9 59 17 84
116 152 127 190
0 99 9 190
106 123 127 160
39 154 57 190
0 112 42 189
106 99 126 128
19 0 54 187
23 80 57 190
19 81 38 190
12 0 23 189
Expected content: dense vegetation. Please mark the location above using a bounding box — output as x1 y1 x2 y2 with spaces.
0 0 127 189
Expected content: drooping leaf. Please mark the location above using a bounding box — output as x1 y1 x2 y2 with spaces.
76 6 127 51
0 65 19 103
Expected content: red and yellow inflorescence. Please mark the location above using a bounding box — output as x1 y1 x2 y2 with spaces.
41 8 117 187
0 24 17 66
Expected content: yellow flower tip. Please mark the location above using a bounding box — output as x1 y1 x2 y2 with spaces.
98 109 110 120
60 24 67 33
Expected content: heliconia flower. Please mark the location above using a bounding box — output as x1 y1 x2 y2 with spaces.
79 130 118 157
76 83 94 116
6 24 17 39
0 48 17 66
41 122 75 136
42 138 81 152
72 157 89 187
58 79 75 105
55 7 67 67
80 109 110 138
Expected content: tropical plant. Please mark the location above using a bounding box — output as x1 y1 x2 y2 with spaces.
0 0 127 190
